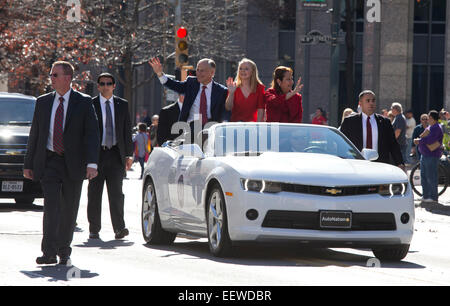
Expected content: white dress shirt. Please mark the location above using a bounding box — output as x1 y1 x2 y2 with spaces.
361 112 379 152
46 89 97 169
99 94 117 146
159 74 212 122
47 89 70 152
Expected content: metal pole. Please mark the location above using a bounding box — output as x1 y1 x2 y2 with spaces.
304 10 311 123
329 0 341 127
175 0 181 26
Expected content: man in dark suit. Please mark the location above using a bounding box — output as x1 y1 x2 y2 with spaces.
87 73 134 240
24 61 100 265
149 57 229 143
157 94 184 146
340 90 404 170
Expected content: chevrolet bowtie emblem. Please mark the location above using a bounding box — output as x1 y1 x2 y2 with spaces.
325 188 342 195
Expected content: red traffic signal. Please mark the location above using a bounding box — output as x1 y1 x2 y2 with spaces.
175 26 189 68
176 27 187 39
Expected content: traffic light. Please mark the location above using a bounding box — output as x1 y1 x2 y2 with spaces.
175 26 189 68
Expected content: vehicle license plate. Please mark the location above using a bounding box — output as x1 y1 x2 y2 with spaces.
320 211 352 229
1 181 24 192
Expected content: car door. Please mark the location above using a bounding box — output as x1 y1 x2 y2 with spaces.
169 153 200 231
181 158 208 234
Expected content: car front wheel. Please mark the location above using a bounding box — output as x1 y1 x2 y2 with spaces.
207 184 233 257
372 244 410 262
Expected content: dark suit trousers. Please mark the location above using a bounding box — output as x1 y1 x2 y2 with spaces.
87 146 125 234
41 151 83 258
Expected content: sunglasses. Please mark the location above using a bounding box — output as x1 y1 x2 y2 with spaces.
98 82 114 86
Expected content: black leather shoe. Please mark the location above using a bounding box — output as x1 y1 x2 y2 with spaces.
89 232 100 239
59 256 71 266
115 228 129 239
36 255 57 265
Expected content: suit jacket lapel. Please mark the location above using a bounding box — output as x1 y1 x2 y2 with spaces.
64 90 78 130
113 96 121 138
210 82 219 117
93 97 103 139
356 113 364 149
181 78 199 121
374 113 383 149
43 92 55 139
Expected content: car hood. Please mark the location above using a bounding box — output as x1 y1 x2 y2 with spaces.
219 152 408 186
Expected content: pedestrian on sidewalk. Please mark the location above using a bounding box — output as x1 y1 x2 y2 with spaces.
133 123 149 180
312 107 328 125
391 102 408 164
411 113 428 163
405 110 416 165
414 110 443 203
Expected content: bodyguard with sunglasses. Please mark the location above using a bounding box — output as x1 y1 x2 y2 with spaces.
24 61 100 265
87 73 134 240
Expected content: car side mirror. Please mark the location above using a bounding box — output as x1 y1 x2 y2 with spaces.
177 144 205 159
361 148 379 161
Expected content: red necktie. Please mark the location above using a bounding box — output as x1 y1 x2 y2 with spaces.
199 85 208 125
53 97 64 154
366 116 372 149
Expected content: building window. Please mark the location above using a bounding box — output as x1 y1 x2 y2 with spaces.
278 0 296 68
412 0 446 119
338 0 364 115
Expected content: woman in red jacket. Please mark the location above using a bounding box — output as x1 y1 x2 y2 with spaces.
225 58 265 122
312 107 328 125
264 66 303 123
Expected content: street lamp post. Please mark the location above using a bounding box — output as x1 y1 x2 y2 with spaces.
299 0 341 127
329 0 341 127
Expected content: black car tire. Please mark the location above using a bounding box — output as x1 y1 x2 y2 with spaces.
141 178 176 245
372 244 410 262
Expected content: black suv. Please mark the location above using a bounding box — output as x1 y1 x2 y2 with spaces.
0 92 42 205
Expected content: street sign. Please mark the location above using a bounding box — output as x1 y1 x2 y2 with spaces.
300 30 345 45
300 30 332 45
301 0 328 9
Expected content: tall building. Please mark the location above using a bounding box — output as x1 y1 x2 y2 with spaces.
232 0 449 126
5 0 448 127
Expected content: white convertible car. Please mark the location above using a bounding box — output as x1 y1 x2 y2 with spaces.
141 123 414 261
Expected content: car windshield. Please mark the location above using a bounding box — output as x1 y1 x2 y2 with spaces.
213 124 363 160
0 98 35 125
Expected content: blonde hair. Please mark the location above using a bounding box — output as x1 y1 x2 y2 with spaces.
235 58 263 93
341 108 354 123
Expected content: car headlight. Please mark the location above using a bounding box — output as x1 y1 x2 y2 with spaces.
378 183 407 196
240 179 282 193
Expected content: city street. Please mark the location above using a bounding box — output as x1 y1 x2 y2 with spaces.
1 163 449 286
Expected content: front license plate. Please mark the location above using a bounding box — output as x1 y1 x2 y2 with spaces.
320 211 352 229
2 181 24 192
